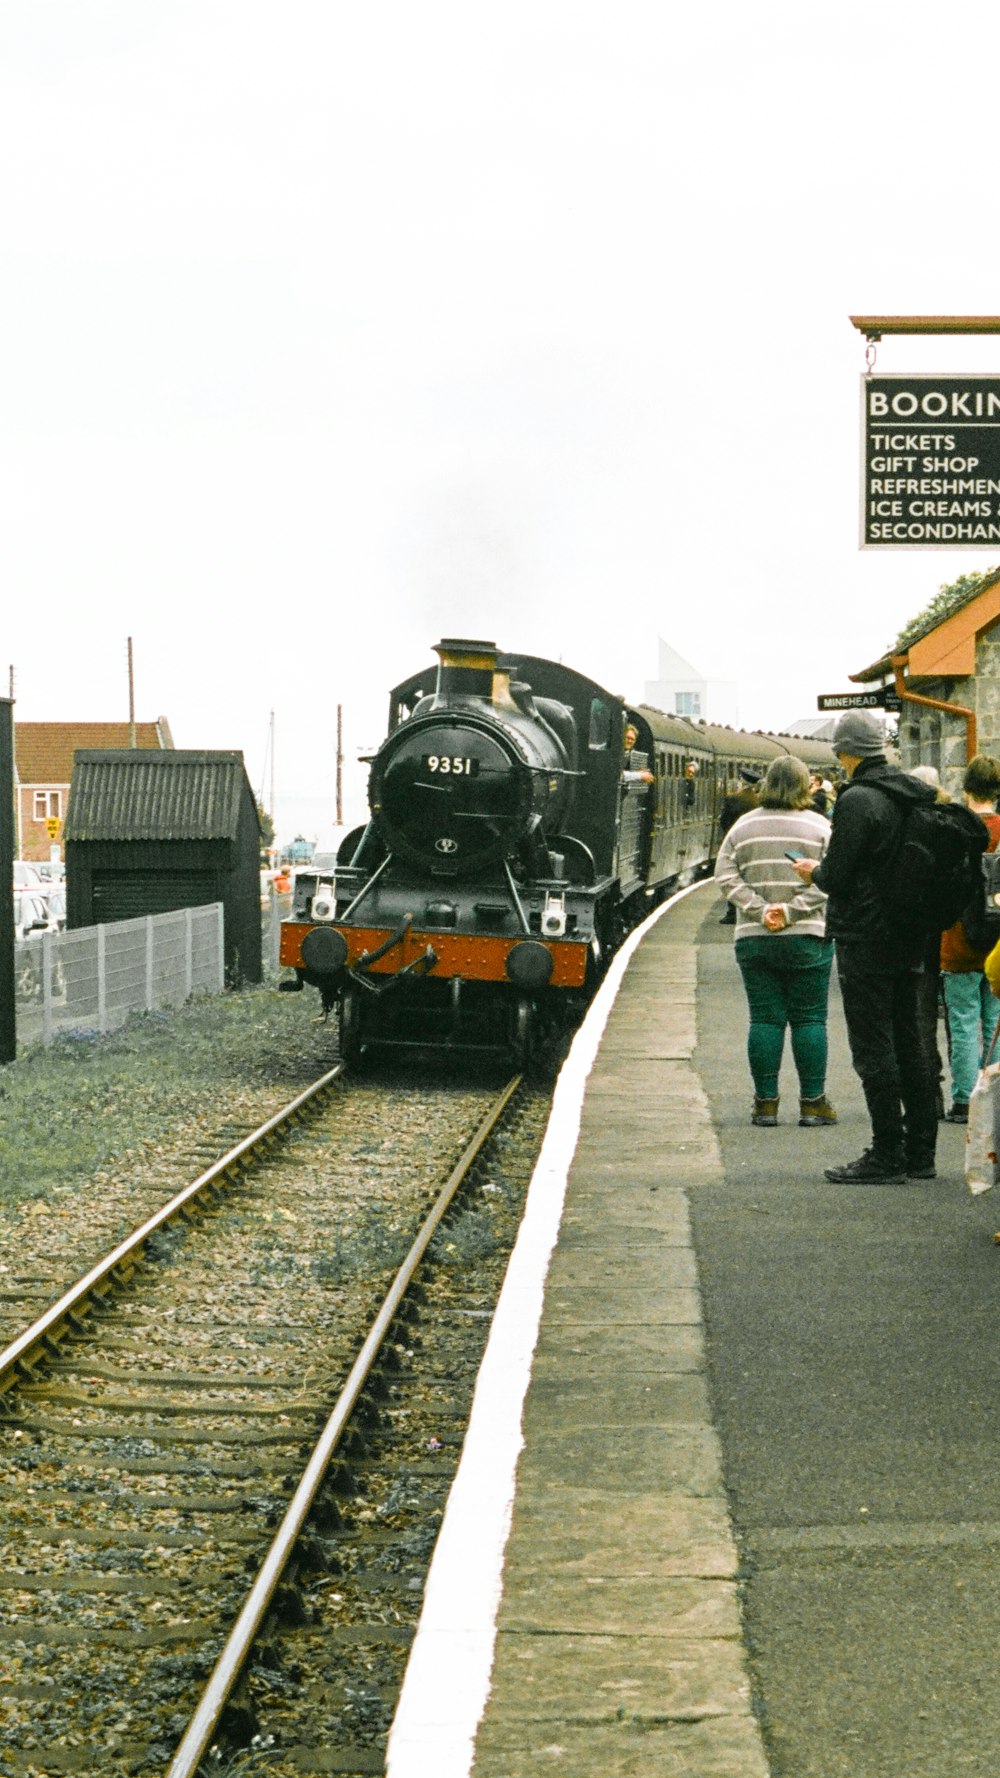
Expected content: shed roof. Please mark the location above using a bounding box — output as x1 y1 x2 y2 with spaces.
15 720 172 784
63 750 259 844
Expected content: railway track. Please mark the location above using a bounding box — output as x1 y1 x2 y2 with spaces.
0 1059 344 1360
0 1066 550 1776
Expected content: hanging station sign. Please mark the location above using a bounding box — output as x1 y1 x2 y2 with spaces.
862 374 1000 548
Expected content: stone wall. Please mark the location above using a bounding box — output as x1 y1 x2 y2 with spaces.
897 684 969 797
975 629 1000 759
895 625 1000 793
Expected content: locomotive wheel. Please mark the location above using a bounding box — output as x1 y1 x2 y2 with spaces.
338 984 364 1066
512 995 534 1069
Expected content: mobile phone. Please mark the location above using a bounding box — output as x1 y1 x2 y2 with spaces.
785 849 805 862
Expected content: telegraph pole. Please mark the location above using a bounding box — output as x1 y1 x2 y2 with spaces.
336 704 343 825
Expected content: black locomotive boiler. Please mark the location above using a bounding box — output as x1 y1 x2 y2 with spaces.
279 639 834 1063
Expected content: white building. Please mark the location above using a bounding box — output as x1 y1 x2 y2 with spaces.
643 640 739 728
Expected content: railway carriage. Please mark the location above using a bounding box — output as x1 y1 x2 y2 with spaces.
279 640 834 1063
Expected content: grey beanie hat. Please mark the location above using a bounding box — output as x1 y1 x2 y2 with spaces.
831 709 885 758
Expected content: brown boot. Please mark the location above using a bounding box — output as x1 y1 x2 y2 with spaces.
752 1097 779 1126
799 1095 838 1127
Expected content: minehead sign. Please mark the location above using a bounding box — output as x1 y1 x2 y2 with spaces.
817 690 901 713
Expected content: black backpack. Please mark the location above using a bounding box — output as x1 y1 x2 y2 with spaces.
961 848 1000 953
869 787 988 941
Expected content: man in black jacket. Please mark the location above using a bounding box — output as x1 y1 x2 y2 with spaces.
792 709 939 1183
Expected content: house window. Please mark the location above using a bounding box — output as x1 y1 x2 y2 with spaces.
675 692 701 717
33 790 61 822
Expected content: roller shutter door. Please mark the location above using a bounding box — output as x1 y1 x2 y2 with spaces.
92 873 217 923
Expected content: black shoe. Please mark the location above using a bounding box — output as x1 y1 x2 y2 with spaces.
946 1102 969 1124
824 1149 907 1185
906 1160 937 1179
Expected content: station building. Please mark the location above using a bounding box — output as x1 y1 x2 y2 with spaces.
850 567 1000 791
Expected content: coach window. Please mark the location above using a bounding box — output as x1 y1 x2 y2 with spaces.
589 698 611 749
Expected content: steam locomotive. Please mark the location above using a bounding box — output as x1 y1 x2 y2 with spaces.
279 639 835 1063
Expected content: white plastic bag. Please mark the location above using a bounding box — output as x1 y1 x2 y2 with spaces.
965 1060 1000 1195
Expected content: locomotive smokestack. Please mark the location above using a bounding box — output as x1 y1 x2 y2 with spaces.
432 638 498 702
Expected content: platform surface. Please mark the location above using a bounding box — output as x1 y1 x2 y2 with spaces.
470 887 767 1777
391 882 998 1778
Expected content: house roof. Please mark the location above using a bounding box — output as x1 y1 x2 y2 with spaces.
852 568 1000 684
63 750 258 844
15 719 173 784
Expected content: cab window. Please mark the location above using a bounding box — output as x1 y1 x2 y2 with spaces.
589 698 611 749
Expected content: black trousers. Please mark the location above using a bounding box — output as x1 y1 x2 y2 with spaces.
836 944 938 1163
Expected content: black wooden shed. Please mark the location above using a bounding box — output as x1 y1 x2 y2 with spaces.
63 750 262 984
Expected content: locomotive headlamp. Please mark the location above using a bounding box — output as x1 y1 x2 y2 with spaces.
311 883 336 922
541 892 567 938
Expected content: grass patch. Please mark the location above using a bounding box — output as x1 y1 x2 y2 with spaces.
0 987 332 1210
431 1206 500 1265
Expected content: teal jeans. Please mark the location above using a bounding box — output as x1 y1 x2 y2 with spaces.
942 970 1000 1105
734 935 834 1100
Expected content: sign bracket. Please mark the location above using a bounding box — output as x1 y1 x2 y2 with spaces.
851 317 1000 340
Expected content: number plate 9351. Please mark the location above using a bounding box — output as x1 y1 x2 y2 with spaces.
422 754 480 776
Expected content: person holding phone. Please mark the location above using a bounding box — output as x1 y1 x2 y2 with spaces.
714 755 834 1128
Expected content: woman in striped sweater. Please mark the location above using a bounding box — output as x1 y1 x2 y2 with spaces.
714 755 836 1128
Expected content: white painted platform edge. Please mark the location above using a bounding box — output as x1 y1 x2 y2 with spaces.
385 879 708 1777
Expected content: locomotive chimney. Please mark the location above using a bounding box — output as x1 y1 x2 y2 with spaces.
432 638 498 703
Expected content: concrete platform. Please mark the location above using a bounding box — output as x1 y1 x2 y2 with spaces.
468 887 766 1777
387 882 769 1777
390 869 1000 1778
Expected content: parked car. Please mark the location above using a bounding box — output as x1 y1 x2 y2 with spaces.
14 862 58 918
13 889 67 1003
34 861 66 886
14 889 50 941
13 890 51 1001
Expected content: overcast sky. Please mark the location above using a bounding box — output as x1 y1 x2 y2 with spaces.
5 1 1000 842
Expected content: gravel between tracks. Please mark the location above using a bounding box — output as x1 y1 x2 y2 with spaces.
0 985 553 1775
0 990 341 1348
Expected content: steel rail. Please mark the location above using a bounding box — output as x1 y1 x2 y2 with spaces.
164 1072 523 1778
0 1061 347 1400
